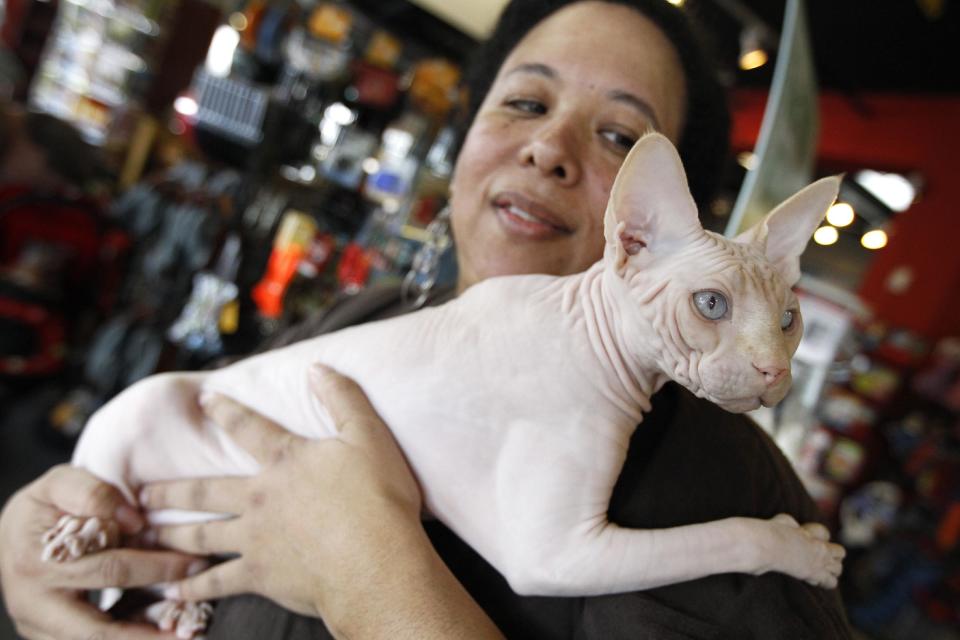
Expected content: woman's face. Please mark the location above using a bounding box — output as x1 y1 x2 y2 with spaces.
450 1 687 291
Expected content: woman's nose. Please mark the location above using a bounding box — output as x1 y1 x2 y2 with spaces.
517 118 582 184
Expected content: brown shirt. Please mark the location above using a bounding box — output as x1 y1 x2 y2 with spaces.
206 285 853 639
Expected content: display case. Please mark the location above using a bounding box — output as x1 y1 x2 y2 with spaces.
28 0 175 145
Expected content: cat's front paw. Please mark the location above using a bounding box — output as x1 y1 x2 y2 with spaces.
145 599 214 639
40 514 119 562
766 513 845 588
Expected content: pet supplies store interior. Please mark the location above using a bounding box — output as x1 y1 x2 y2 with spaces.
1 1 958 638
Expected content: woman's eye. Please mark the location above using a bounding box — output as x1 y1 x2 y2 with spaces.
506 99 547 115
693 290 728 320
601 129 637 151
780 309 796 331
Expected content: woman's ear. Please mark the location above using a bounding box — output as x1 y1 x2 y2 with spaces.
603 133 702 270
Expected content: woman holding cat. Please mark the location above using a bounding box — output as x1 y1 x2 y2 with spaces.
0 1 852 638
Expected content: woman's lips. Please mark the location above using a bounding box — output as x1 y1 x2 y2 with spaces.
492 193 573 239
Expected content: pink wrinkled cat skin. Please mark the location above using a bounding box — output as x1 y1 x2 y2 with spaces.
54 134 845 629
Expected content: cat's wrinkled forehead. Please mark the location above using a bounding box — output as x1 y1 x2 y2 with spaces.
673 230 792 294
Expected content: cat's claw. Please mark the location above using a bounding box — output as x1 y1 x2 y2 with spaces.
40 514 118 562
145 599 214 639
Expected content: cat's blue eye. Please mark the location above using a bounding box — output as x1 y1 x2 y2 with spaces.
781 310 795 331
693 291 728 320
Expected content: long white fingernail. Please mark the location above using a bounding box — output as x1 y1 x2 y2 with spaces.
164 584 181 600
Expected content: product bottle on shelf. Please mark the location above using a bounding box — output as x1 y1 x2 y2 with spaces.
251 209 318 323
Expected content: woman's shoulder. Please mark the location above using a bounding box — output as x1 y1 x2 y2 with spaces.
611 382 819 527
276 282 458 345
595 384 852 639
260 284 406 350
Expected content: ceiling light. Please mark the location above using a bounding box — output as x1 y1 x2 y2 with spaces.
861 229 888 250
665 0 685 5
826 202 855 227
739 25 768 70
814 226 839 246
854 170 916 212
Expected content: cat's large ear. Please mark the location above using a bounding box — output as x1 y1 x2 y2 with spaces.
736 176 841 286
603 133 701 271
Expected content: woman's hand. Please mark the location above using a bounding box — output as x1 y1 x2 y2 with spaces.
143 365 504 639
0 465 206 640
140 365 422 618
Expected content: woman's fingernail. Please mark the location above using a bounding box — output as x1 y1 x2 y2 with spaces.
164 584 182 600
308 364 333 390
187 560 210 576
309 363 331 379
115 504 144 533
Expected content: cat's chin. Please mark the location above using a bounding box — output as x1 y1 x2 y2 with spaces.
760 388 791 408
712 396 763 414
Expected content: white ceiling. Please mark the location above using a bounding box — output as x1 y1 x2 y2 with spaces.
408 0 510 39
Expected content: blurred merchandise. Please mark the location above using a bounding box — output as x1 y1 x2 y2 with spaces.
282 231 339 324
251 209 318 320
408 58 461 119
28 0 172 145
307 3 351 44
1 0 58 99
851 361 902 404
819 387 877 435
822 436 867 484
914 337 960 411
167 231 242 357
363 110 428 207
191 68 270 147
839 481 903 548
0 186 128 381
335 241 371 294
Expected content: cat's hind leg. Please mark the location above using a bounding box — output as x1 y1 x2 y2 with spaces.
41 514 118 562
40 514 215 638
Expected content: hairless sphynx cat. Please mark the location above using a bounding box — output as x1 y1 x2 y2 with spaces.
43 134 845 637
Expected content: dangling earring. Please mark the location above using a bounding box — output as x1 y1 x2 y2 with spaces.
402 204 452 309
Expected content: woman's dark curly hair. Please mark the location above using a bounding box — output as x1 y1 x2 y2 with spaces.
458 0 730 208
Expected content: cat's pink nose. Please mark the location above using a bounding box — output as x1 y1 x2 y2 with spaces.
754 364 787 387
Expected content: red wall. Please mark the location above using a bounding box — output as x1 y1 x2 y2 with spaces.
731 89 960 341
